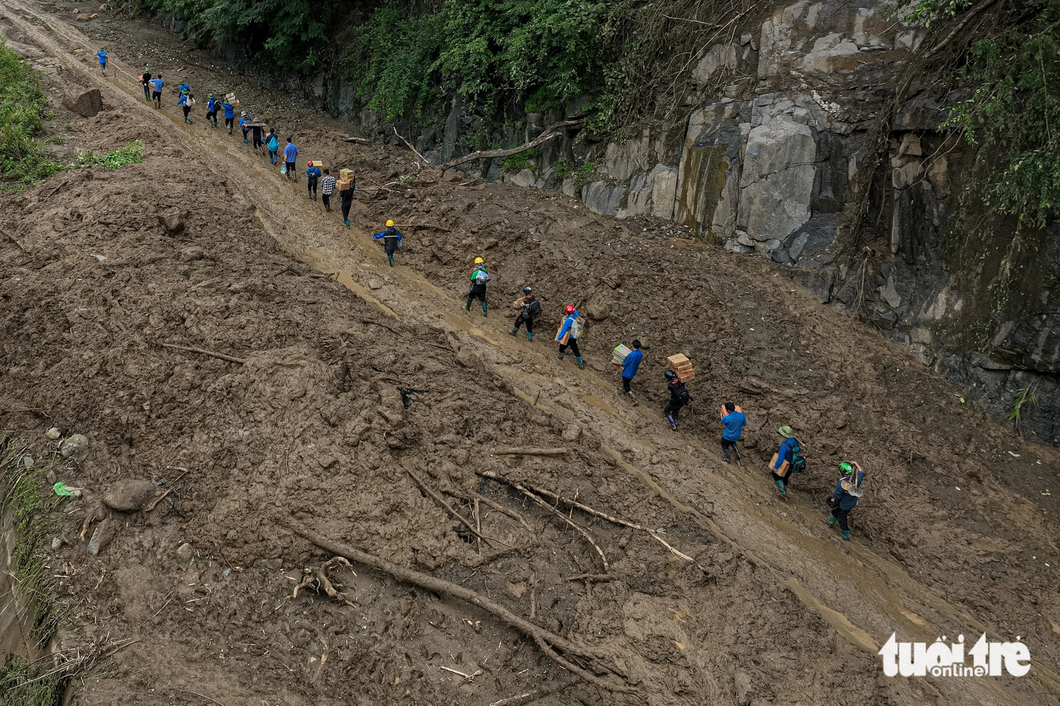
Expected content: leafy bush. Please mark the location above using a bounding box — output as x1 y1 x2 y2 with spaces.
68 140 144 170
502 148 537 173
0 40 61 185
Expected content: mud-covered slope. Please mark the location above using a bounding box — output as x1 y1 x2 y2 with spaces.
1 2 1059 705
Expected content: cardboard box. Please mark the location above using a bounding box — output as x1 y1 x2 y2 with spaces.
308 161 324 169
337 180 350 190
339 168 355 180
612 344 631 364
667 353 695 381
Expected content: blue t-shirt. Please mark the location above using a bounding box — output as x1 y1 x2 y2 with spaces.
151 78 163 92
306 166 321 179
96 51 107 64
283 144 299 162
207 98 217 112
222 102 235 119
621 349 643 380
177 95 187 106
721 411 746 441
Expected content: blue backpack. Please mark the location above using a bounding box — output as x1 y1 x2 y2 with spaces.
789 438 806 474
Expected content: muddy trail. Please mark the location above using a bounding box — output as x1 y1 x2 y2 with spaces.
1 1 1059 704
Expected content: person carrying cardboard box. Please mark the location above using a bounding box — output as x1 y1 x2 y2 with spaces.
612 340 642 400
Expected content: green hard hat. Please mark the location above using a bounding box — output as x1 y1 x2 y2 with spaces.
839 462 853 474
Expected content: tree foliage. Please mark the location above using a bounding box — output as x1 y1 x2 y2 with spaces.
0 40 60 185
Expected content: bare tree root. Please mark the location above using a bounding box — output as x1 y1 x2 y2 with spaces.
471 491 535 535
286 523 638 695
406 469 513 549
488 678 579 706
509 481 609 572
292 557 356 606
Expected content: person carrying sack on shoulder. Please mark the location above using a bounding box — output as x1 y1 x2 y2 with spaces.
827 461 865 541
510 286 540 341
769 426 805 497
466 257 489 316
556 305 585 369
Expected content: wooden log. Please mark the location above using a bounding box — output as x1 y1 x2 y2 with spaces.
438 120 584 170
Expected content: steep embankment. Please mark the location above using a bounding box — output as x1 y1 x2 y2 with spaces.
1 2 1059 705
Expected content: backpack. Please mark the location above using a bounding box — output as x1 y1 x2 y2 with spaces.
526 299 541 318
789 438 806 474
678 385 692 404
267 136 279 151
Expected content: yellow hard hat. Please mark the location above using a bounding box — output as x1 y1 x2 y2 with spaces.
385 219 394 227
474 257 484 264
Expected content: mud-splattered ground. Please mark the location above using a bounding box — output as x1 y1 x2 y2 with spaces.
1 1 1059 705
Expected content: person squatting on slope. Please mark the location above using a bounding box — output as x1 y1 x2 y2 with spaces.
720 402 746 463
770 426 804 497
827 461 865 540
510 287 541 341
306 161 322 200
96 48 107 76
663 370 691 430
320 170 336 212
283 138 299 179
150 75 164 108
141 66 152 101
222 99 235 132
615 339 643 400
339 174 355 227
555 305 585 369
466 258 489 316
372 220 403 267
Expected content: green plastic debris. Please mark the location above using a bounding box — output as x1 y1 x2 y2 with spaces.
53 482 83 498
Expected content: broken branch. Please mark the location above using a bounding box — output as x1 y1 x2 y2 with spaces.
488 678 579 706
508 481 608 572
287 523 635 694
406 469 512 549
159 342 246 365
439 120 583 170
393 127 430 165
470 491 535 535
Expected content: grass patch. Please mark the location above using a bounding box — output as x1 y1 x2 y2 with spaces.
0 654 62 706
0 39 62 186
502 148 537 174
68 140 144 170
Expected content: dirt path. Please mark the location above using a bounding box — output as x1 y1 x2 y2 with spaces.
2 1 1060 704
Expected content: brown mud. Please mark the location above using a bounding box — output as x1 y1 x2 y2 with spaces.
0 1 1058 704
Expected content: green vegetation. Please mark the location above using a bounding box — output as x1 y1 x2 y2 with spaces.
68 140 144 170
502 148 537 174
0 655 62 706
0 41 61 185
1009 384 1039 435
908 0 1060 228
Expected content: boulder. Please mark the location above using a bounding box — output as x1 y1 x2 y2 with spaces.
63 88 103 118
581 181 625 217
59 433 90 458
103 479 158 512
738 117 816 243
158 209 187 235
506 168 536 188
651 168 678 220
586 302 611 321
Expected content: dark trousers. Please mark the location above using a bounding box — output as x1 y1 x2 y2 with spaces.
341 198 353 221
182 106 191 120
307 178 318 197
721 438 740 458
771 470 790 487
285 162 296 178
513 314 534 333
143 83 151 100
663 400 684 423
468 289 487 304
321 194 331 210
622 377 632 393
225 117 234 130
833 507 851 531
558 339 580 357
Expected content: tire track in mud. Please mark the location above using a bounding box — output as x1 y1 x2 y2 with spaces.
5 2 1059 701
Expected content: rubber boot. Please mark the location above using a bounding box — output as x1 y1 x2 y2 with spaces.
842 530 851 541
826 515 836 527
466 299 473 312
556 351 565 360
666 415 677 430
482 302 488 317
775 480 787 496
527 333 532 342
345 220 350 228
509 327 519 335
387 254 394 267
577 357 585 370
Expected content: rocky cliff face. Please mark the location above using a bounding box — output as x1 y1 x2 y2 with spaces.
194 1 1060 444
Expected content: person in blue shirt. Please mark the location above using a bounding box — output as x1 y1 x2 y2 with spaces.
719 402 746 463
150 75 164 108
305 161 322 199
205 95 218 128
96 48 107 76
283 138 299 179
827 461 865 540
177 93 195 123
556 305 585 369
178 82 190 96
265 129 280 164
771 426 800 496
614 340 643 400
222 100 235 133
372 219 403 267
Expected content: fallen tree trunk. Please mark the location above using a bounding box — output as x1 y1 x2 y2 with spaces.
287 523 636 694
439 120 584 170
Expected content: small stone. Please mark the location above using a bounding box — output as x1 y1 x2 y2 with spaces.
178 246 204 262
561 424 582 442
586 302 610 321
22 455 34 469
87 516 119 556
59 433 90 458
51 537 64 551
46 470 57 484
367 278 384 290
158 209 187 235
103 479 158 512
45 427 61 440
176 543 194 561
